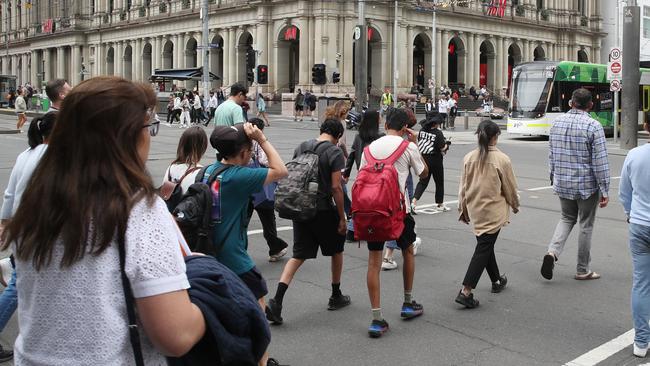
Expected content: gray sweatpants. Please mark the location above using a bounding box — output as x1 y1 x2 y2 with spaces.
547 193 600 274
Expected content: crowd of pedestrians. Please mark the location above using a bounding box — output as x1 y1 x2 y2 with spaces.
0 78 648 365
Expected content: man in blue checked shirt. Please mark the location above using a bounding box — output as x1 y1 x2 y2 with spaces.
540 88 610 282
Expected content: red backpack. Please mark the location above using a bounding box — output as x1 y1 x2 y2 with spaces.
351 140 410 242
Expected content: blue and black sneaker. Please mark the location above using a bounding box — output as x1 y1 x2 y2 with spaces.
400 300 424 319
368 319 389 338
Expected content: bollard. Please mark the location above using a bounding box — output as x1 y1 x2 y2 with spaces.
464 111 469 130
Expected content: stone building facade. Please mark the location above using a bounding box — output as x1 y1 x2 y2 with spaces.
0 0 604 95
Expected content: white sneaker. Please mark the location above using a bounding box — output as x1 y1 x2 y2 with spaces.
634 342 649 357
436 204 451 212
269 247 288 262
0 258 11 287
381 257 398 271
412 237 422 256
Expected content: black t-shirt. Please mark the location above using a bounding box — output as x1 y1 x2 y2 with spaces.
293 139 345 210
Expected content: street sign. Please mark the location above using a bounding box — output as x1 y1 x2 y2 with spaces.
610 79 621 92
353 26 361 41
610 47 622 61
608 60 623 81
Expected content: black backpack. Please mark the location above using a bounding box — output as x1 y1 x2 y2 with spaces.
172 164 231 256
159 166 201 212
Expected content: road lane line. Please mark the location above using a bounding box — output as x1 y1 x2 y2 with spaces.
248 226 293 236
563 328 634 366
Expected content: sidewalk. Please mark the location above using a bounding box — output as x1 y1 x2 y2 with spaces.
0 108 45 134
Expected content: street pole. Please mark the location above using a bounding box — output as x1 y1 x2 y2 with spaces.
621 1 639 149
613 0 619 144
431 1 437 102
393 0 398 106
354 0 368 109
201 0 210 101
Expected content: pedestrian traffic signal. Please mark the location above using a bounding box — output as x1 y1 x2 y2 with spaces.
246 49 256 71
257 65 268 84
332 71 340 84
247 70 254 84
312 64 326 85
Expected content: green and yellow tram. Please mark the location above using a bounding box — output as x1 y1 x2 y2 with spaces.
507 61 650 136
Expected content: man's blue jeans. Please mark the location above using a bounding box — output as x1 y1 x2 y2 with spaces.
0 268 17 331
630 223 650 348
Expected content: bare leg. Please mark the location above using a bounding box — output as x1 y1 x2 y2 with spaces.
367 250 383 309
279 258 306 285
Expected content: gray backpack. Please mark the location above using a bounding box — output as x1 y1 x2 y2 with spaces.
275 140 328 222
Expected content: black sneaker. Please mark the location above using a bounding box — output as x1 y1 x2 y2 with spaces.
327 294 351 310
267 358 289 366
491 275 508 293
345 230 355 242
0 345 12 363
455 290 479 309
368 319 389 338
541 254 555 280
265 298 283 325
400 300 424 319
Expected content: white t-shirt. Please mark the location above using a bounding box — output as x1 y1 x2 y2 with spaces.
447 98 457 109
438 99 449 114
14 197 189 366
163 163 203 194
1 144 47 219
360 135 426 211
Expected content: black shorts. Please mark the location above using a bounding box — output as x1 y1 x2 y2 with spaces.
292 209 345 259
367 214 417 251
295 105 303 111
239 266 268 300
309 105 316 111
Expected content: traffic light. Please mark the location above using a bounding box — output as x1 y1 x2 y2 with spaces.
247 70 254 84
312 64 326 85
332 71 340 84
257 65 268 84
246 49 256 71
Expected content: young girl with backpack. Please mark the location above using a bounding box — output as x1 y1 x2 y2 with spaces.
456 120 520 309
161 126 208 203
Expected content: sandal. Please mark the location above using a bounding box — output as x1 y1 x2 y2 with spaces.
574 271 601 280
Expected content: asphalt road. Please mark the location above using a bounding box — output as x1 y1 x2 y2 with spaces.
0 113 647 366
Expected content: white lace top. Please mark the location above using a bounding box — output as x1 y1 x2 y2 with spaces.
14 197 190 366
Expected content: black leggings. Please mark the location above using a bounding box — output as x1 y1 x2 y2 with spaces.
462 230 501 289
414 154 444 204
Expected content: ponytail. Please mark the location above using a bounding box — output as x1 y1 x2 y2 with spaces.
475 119 500 169
27 111 58 149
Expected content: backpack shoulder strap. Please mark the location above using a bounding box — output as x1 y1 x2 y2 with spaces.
206 164 232 185
362 145 378 167
383 140 410 166
178 166 201 184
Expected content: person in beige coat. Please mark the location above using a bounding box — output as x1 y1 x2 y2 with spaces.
456 120 520 309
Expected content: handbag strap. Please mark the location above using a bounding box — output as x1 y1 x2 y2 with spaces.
178 166 201 184
118 240 145 366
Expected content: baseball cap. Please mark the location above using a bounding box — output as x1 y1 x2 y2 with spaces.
210 123 249 157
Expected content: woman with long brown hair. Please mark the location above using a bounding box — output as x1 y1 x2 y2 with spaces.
1 77 205 364
162 126 208 196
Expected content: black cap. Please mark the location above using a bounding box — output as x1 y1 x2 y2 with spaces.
210 123 249 157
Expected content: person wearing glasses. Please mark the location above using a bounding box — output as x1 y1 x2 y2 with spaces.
214 82 248 127
1 77 206 364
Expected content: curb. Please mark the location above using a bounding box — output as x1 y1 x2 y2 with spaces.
0 129 20 134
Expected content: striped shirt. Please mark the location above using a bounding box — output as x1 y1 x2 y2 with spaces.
549 109 610 200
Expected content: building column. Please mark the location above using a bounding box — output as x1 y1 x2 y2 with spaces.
502 37 510 90
522 39 530 62
314 16 323 65
228 28 237 85
495 36 503 93
115 41 123 77
222 29 230 86
134 38 142 81
195 32 203 70
342 18 354 85
178 33 187 69
56 47 65 79
257 21 268 66
435 29 442 88
297 19 309 86
465 32 474 89
474 35 481 88
71 45 81 85
406 25 414 88
30 50 38 85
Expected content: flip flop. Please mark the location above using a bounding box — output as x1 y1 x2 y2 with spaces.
574 271 601 280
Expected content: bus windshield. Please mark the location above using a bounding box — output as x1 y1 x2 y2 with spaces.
510 68 554 118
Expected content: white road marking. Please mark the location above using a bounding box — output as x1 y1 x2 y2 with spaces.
248 226 293 236
526 177 620 192
563 329 634 366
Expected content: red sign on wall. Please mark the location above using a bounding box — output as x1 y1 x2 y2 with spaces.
480 63 487 87
284 26 298 41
